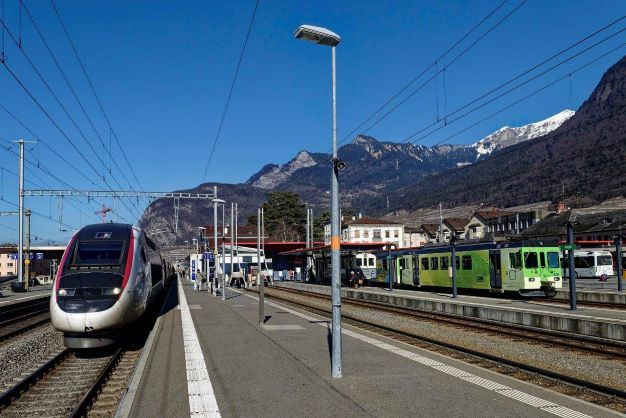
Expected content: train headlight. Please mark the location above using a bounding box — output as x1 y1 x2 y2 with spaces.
102 287 123 296
57 288 75 297
529 277 536 282
113 287 122 295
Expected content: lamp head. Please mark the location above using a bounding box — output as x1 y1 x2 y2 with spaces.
295 25 341 47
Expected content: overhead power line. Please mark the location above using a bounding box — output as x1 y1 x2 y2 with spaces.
49 0 148 205
201 0 261 182
281 0 527 189
339 29 626 184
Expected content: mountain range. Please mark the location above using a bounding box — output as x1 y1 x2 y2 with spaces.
141 55 626 244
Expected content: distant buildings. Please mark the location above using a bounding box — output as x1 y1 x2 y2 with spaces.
325 214 404 248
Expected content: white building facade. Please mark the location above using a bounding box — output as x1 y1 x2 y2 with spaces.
325 216 405 248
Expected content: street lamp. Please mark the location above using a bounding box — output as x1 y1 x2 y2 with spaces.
295 24 343 379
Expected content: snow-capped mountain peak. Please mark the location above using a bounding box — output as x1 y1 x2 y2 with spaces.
472 109 574 159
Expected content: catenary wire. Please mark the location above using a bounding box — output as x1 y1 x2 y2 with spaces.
201 0 261 182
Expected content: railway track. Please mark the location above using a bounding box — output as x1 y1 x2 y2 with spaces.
0 297 51 342
0 346 141 417
255 286 626 413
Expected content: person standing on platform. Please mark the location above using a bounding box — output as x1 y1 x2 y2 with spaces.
196 269 206 291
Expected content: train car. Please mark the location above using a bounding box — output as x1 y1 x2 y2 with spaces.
414 241 562 297
50 223 165 348
354 253 377 281
313 252 378 284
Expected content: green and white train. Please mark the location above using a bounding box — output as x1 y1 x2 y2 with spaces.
377 241 563 297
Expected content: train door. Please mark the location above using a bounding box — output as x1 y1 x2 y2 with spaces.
412 255 420 285
489 250 502 289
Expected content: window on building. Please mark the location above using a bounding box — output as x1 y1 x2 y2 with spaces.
385 230 390 238
364 230 369 239
509 252 521 269
394 230 399 238
7 262 13 267
440 256 449 270
430 257 438 270
373 230 381 239
355 230 360 239
421 257 429 270
462 255 472 270
523 252 538 269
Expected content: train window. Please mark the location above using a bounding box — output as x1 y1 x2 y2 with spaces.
462 255 472 270
523 252 538 269
455 256 460 270
440 257 448 270
597 255 613 266
547 252 559 268
421 257 429 270
399 258 406 269
539 252 546 268
429 257 436 268
369 257 375 267
72 241 123 265
509 252 521 269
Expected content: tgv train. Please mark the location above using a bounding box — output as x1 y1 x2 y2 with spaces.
50 224 168 348
378 241 563 297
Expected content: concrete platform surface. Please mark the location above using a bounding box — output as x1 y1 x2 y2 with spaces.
126 279 618 417
0 284 51 307
272 282 626 342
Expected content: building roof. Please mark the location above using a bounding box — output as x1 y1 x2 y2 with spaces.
419 223 439 237
343 216 400 226
474 208 514 220
520 208 626 238
443 218 470 231
280 242 388 256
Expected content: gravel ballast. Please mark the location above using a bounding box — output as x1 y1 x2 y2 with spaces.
0 324 65 392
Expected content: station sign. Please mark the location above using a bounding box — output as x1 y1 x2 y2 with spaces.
9 253 44 260
203 252 214 261
559 244 576 251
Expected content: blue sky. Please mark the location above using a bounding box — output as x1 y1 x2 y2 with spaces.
0 0 624 242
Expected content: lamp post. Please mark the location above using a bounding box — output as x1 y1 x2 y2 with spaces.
295 24 342 379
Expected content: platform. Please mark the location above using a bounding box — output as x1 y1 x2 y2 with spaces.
0 283 52 308
272 282 626 342
120 278 617 417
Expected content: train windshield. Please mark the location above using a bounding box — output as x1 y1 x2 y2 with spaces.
72 241 124 265
547 252 560 268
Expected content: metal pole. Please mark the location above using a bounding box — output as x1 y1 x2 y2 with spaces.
567 222 577 310
230 202 234 290
330 45 342 378
438 202 443 243
387 246 393 291
306 208 310 282
213 198 218 296
616 235 623 292
258 207 264 324
17 140 24 287
222 203 226 301
451 238 457 298
24 209 31 290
